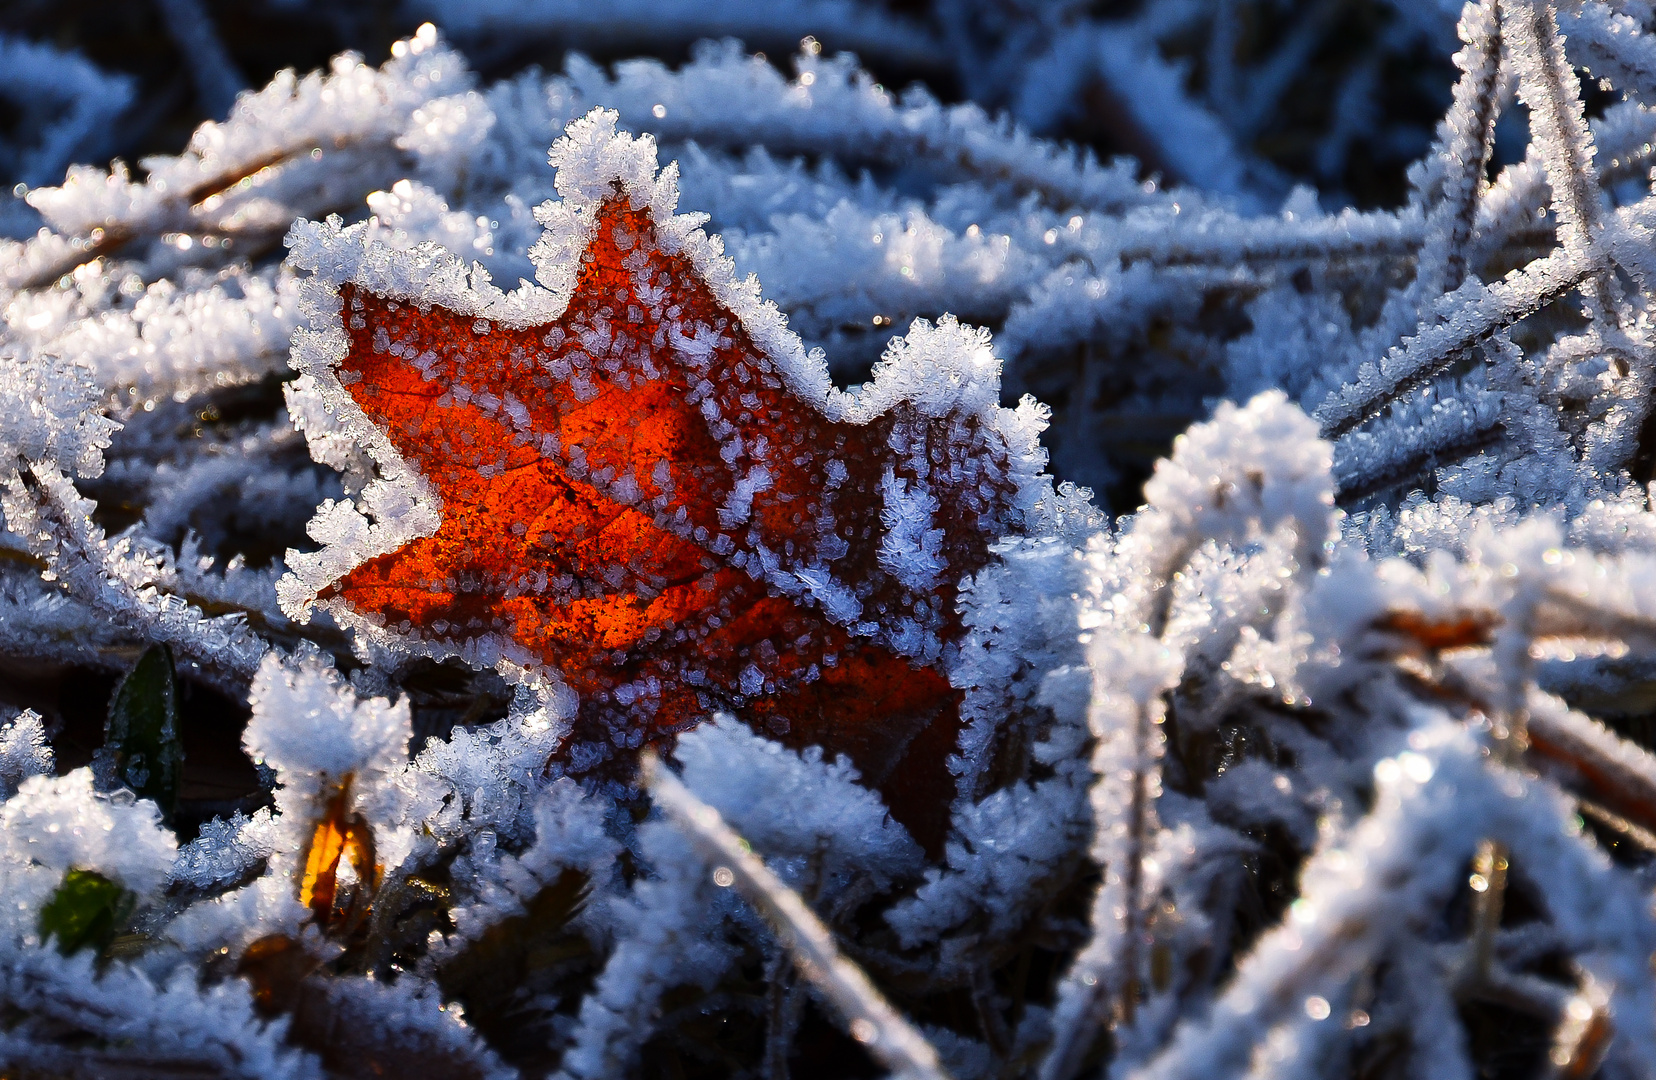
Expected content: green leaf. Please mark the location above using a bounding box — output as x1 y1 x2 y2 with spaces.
38 868 135 957
104 644 184 819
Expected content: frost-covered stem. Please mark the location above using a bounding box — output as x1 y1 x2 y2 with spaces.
644 753 950 1080
1494 564 1542 759
15 146 303 292
1117 207 1425 269
1505 0 1614 315
10 460 267 683
1045 546 1192 1076
1316 242 1599 437
1118 722 1153 1023
1417 0 1504 297
1332 403 1505 503
1040 675 1172 1080
1576 798 1656 850
0 950 318 1079
1469 96 1656 269
624 65 1152 214
1525 686 1656 836
1468 838 1509 983
15 133 400 294
1547 974 1612 1079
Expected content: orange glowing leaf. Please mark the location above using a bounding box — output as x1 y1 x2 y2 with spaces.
283 111 1054 852
298 778 378 930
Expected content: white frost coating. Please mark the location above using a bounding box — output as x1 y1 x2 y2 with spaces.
242 647 410 805
442 777 620 946
647 752 949 1080
1136 710 1656 1080
1043 393 1340 1080
558 817 740 1080
0 949 324 1080
396 91 498 174
169 810 278 891
411 697 574 847
0 348 118 478
854 314 1002 421
362 179 497 263
1 462 270 681
718 464 774 528
794 565 863 624
675 717 923 890
1131 390 1337 581
15 267 302 404
558 39 1155 213
878 467 946 593
24 29 471 238
888 646 1092 958
0 711 52 799
0 770 177 906
313 976 514 1080
280 105 1060 673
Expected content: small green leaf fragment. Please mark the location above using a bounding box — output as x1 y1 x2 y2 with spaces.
38 868 135 957
104 643 184 818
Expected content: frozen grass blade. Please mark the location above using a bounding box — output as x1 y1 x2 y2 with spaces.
644 750 951 1080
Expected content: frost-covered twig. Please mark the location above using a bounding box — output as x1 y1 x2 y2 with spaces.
1316 240 1599 437
1414 0 1503 299
6 26 469 293
1507 0 1612 314
4 461 268 683
645 751 951 1080
1044 392 1336 1080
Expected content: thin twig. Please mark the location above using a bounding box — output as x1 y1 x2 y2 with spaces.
1575 797 1656 852
14 139 395 293
1468 838 1509 983
10 461 267 684
1525 686 1656 835
1507 0 1609 275
1316 242 1599 438
1543 972 1613 1080
643 752 951 1080
1417 0 1504 297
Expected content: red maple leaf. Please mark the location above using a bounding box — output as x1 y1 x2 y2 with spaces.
283 111 1049 851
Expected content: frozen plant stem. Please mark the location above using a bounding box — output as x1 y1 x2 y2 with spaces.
1468 838 1509 984
643 752 952 1080
1505 0 1609 306
1416 0 1503 298
1547 974 1612 1078
10 460 266 683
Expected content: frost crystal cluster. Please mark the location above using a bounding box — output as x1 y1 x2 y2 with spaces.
9 3 1656 1078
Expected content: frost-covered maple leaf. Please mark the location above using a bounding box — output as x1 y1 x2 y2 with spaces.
279 109 1056 846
